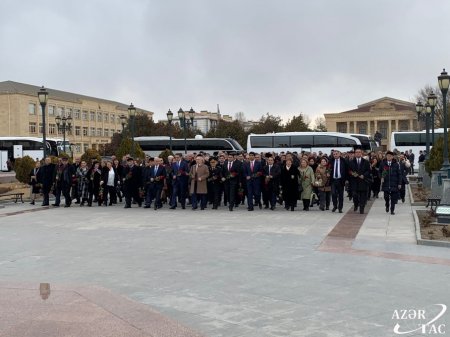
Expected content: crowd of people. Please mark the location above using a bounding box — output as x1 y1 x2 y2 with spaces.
27 147 411 215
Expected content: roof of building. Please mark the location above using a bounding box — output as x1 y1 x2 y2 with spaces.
0 80 153 114
328 96 415 115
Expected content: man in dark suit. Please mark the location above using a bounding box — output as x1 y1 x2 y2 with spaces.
381 151 402 215
222 152 242 211
263 155 281 210
329 150 347 213
148 157 166 210
243 152 263 211
348 149 371 214
41 157 55 206
170 153 189 209
123 157 142 208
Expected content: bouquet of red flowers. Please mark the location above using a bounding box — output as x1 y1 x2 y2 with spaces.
252 171 263 178
139 187 144 198
348 169 359 178
125 172 133 181
381 165 389 178
237 187 244 198
176 169 186 177
99 186 104 199
155 175 165 182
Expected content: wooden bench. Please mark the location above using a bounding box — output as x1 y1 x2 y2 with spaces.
0 193 25 203
426 197 441 210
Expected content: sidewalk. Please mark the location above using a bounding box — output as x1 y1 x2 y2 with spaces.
0 193 449 336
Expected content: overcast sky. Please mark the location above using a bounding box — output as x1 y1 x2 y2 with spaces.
2 0 450 124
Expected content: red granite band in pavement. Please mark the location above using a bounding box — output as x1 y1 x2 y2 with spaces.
0 283 205 337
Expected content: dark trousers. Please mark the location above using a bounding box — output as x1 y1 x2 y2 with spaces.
54 185 62 206
103 185 115 205
124 186 141 207
225 181 238 209
331 180 344 210
384 190 398 212
265 185 277 208
191 193 207 209
210 183 221 208
171 180 187 207
62 184 71 206
353 190 367 212
319 190 331 209
246 178 261 208
150 184 163 208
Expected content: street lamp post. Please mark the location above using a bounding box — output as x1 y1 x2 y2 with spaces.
438 69 450 170
167 109 173 152
427 91 437 144
128 103 136 157
120 114 127 132
55 116 72 154
177 107 195 154
416 101 431 160
37 86 48 159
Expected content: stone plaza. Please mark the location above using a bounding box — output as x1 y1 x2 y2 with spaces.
1 190 450 337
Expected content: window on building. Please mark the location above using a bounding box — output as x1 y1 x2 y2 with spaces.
66 108 72 118
399 120 409 131
96 128 102 136
57 107 64 117
75 126 81 136
75 143 81 153
83 127 88 136
90 127 95 136
29 103 36 115
97 112 102 122
104 129 109 137
84 143 89 152
39 123 43 134
49 123 56 135
90 111 95 121
74 109 81 120
29 122 37 133
111 129 115 135
378 121 388 139
104 113 109 123
110 114 115 123
82 110 88 121
116 115 121 123
48 105 55 116
336 122 347 133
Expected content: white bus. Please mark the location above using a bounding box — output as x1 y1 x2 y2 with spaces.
246 132 363 155
0 137 59 165
390 129 446 170
134 136 244 156
349 134 381 152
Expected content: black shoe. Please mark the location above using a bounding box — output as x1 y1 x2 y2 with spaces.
201 207 205 210
52 204 59 207
360 208 364 214
144 205 150 208
319 206 325 211
80 203 84 207
326 207 329 210
64 205 70 208
109 203 112 206
386 206 389 213
264 205 269 209
391 211 395 215
291 206 295 211
354 205 358 212
229 206 233 211
332 207 337 212
124 205 131 208
402 198 405 203
270 206 275 210
182 205 186 209
41 203 49 206
259 203 262 209
170 206 176 209
248 207 254 211
74 201 80 204
339 209 343 213
138 203 142 207
192 206 198 210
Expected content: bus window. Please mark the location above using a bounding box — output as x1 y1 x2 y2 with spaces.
394 133 423 146
251 136 273 148
291 135 313 148
313 135 337 147
337 137 357 147
273 136 290 148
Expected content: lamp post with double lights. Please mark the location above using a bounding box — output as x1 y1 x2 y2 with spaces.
128 103 136 157
438 69 450 170
55 115 72 154
416 101 431 160
37 86 48 159
177 107 195 154
427 91 437 144
167 109 173 152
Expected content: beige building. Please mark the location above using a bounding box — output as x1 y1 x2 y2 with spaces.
0 81 153 155
161 109 233 134
324 97 417 150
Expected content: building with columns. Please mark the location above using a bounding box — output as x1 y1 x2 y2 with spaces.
0 81 153 156
324 97 417 150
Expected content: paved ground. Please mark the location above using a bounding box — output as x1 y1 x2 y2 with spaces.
0 190 449 337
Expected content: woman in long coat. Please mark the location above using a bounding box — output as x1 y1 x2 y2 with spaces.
280 158 299 211
314 157 331 211
76 160 90 206
29 161 42 205
299 158 314 211
189 155 210 210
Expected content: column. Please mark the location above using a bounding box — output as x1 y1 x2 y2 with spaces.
409 118 413 131
367 119 371 136
374 120 378 133
395 119 399 132
346 121 350 133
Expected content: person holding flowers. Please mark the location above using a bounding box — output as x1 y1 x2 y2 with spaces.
299 158 314 211
314 157 331 211
381 151 402 215
243 151 263 211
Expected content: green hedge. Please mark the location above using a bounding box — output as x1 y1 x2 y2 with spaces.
14 156 36 184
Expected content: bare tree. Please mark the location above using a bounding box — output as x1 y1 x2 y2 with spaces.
415 85 449 128
313 116 327 132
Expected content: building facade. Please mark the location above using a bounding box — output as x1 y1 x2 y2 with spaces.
0 81 153 156
324 97 417 150
162 110 233 134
